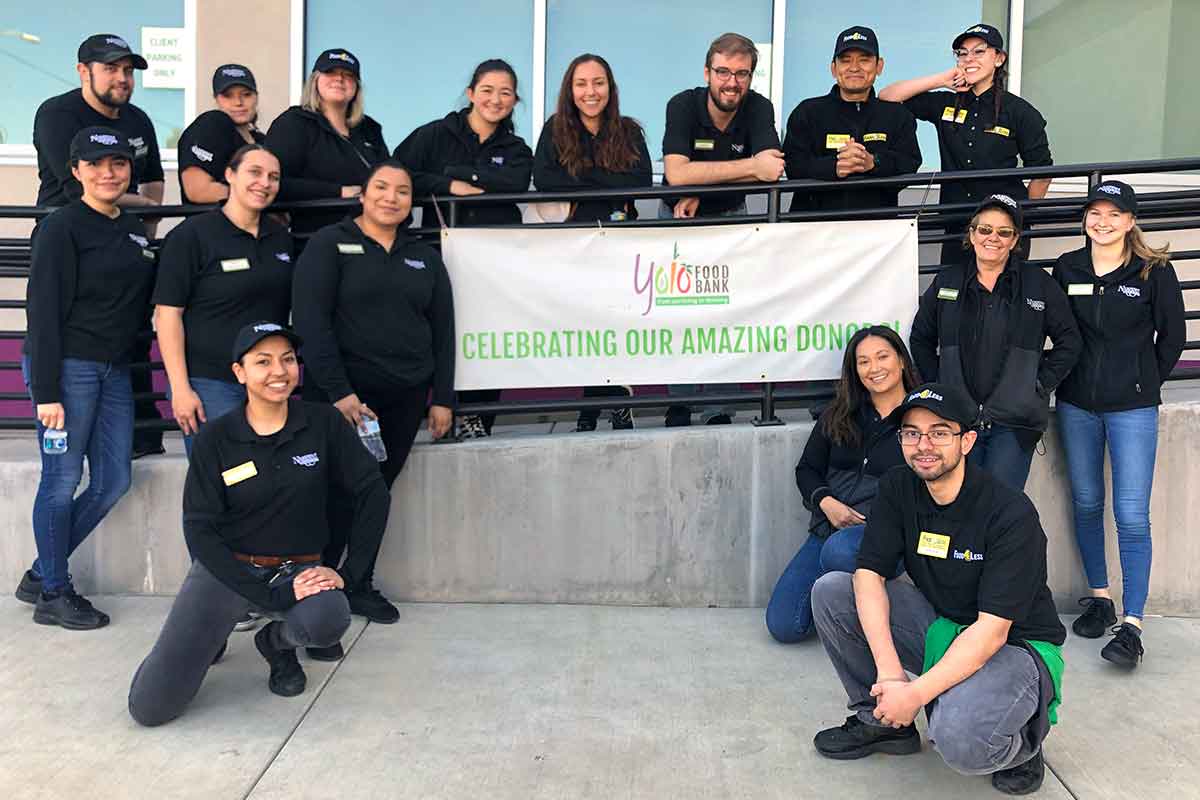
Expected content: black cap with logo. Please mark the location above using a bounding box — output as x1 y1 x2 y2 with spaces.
212 64 257 95
312 48 361 78
69 126 135 163
77 33 148 70
952 23 1004 51
231 322 304 363
833 26 880 59
888 383 979 430
1085 180 1138 215
973 193 1024 230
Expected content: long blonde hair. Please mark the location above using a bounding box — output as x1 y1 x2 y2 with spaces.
1124 224 1171 279
300 70 365 128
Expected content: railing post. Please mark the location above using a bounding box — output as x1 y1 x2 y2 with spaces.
1087 170 1102 190
448 197 458 227
767 185 780 224
753 381 784 427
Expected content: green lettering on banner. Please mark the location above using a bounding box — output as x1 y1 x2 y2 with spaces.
547 332 562 357
533 331 547 358
773 325 788 351
682 328 696 354
462 333 476 360
697 327 716 353
503 331 515 359
829 324 844 352
796 325 809 351
656 296 730 307
718 327 733 354
516 330 531 358
604 329 618 357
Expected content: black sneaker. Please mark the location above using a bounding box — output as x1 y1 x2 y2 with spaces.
458 415 490 439
664 405 692 427
306 642 345 662
813 714 921 760
33 588 110 630
992 748 1045 795
575 416 598 432
1101 622 1143 668
15 569 42 604
610 407 635 430
348 585 399 624
1072 596 1117 639
255 623 307 697
706 414 732 425
233 610 261 632
131 443 166 460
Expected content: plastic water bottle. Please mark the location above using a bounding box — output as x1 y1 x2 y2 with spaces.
42 429 68 455
358 418 387 462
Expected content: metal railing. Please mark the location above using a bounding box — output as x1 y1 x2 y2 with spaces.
2 156 1199 432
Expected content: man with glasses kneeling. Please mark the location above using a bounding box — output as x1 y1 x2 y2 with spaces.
809 383 1064 796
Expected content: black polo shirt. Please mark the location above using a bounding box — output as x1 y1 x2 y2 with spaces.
662 87 779 215
958 266 1018 404
152 210 294 382
176 109 266 204
183 398 389 610
904 88 1051 206
23 200 157 404
857 462 1066 645
32 89 164 207
291 219 455 406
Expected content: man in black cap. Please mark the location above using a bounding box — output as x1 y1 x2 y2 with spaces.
783 26 921 212
176 64 266 204
809 382 1066 795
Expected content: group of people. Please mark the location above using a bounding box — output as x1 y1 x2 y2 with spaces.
12 25 1186 793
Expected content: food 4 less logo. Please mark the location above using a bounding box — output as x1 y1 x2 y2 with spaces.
633 242 732 316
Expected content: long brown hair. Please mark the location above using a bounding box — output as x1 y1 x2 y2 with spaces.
551 54 644 177
950 46 1008 124
822 326 920 448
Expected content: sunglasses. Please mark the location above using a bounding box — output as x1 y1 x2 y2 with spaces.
970 223 1017 239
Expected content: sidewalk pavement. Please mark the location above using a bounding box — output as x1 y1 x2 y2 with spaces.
1 600 1196 799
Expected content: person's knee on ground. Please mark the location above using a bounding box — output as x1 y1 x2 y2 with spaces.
810 570 855 635
764 601 813 644
128 660 192 728
928 710 1027 776
284 590 351 648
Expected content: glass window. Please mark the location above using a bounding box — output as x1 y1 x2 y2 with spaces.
306 3 535 150
1022 0 1200 163
545 0 775 163
0 4 186 148
782 1 1008 170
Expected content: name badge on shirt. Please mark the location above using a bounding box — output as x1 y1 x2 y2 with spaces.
221 460 258 486
937 287 960 301
862 133 888 143
693 139 715 151
984 126 1011 137
337 243 365 255
825 133 851 150
141 249 155 260
220 257 251 272
941 106 957 122
917 531 952 559
1068 283 1094 296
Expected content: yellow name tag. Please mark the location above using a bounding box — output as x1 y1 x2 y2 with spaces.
956 109 968 123
862 133 887 143
825 133 851 150
941 106 956 121
1068 283 1094 296
337 243 365 255
985 126 1011 137
693 139 715 151
917 531 952 559
937 287 959 301
220 258 251 272
221 460 258 486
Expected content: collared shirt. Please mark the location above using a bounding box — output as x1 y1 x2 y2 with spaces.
661 87 780 216
33 89 164 206
152 209 294 381
905 87 1051 205
960 265 1017 404
183 399 389 611
23 200 157 403
176 109 266 204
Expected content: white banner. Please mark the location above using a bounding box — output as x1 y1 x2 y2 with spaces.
443 220 919 390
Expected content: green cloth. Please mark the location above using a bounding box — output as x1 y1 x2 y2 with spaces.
922 616 1064 725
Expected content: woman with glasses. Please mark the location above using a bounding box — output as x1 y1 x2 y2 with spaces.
765 326 917 644
878 23 1052 265
909 194 1080 491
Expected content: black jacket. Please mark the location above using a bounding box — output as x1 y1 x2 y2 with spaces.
532 115 652 223
795 402 906 538
176 109 265 204
1051 246 1186 412
783 86 921 211
264 106 388 235
393 109 533 227
910 260 1081 438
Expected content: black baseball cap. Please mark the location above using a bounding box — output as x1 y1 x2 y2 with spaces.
833 26 880 59
313 48 361 78
888 383 979 431
973 193 1023 230
953 23 1004 51
1085 180 1138 215
212 64 257 94
231 322 303 363
69 126 135 162
77 34 148 70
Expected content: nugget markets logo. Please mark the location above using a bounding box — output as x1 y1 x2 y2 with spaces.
633 242 730 316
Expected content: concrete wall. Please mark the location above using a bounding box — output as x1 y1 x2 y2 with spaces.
2 403 1198 616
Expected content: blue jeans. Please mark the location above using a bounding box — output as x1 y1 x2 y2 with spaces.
22 356 134 593
970 423 1034 492
171 377 246 458
765 524 867 643
1056 401 1158 620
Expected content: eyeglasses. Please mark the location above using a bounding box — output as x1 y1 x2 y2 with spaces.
970 224 1017 239
954 46 991 61
711 67 752 84
898 429 965 446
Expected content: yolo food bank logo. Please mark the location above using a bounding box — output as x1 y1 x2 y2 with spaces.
632 242 731 316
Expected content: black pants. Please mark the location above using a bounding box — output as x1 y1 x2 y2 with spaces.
458 388 500 434
128 560 350 727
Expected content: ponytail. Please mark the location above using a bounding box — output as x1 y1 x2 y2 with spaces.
1125 224 1171 278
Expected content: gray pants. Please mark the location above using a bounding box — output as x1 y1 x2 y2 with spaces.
128 560 350 727
811 571 1041 775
